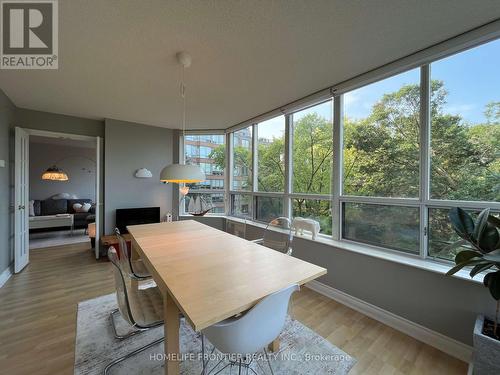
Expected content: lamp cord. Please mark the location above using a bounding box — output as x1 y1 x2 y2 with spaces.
181 64 186 139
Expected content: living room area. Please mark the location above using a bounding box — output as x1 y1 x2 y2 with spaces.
28 132 97 250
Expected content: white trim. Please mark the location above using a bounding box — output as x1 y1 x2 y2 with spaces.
306 280 473 362
25 128 96 141
0 266 12 288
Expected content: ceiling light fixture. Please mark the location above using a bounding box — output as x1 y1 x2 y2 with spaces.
41 165 69 181
160 52 205 190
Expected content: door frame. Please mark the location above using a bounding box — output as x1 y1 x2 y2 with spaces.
16 128 103 262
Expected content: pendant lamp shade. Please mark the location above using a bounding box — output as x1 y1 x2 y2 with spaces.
41 166 69 181
160 164 205 183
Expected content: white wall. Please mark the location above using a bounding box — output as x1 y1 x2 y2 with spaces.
29 142 96 201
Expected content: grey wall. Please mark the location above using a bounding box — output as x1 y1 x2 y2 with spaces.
16 108 104 137
0 90 16 276
203 217 493 346
104 119 173 234
29 142 96 201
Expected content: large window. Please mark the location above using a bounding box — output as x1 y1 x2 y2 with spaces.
430 40 499 202
292 198 332 235
255 196 283 223
342 203 420 254
257 116 285 192
292 101 333 195
223 37 499 263
426 40 500 260
343 69 420 198
183 133 225 215
232 127 252 191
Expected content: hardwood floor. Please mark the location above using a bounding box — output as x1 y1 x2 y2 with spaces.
0 242 467 374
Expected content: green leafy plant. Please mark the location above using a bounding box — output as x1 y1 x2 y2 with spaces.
446 207 500 338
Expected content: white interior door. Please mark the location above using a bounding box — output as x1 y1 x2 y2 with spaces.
14 127 29 273
94 137 101 259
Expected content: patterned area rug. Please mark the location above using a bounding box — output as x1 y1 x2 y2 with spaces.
74 293 356 374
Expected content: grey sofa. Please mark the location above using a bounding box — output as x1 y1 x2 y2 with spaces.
32 198 95 229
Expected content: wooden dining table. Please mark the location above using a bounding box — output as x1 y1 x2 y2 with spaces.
127 220 327 375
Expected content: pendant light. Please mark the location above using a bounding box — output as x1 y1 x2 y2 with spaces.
41 165 69 181
160 51 205 189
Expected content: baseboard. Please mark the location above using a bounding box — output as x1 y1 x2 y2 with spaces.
0 266 12 288
306 280 473 362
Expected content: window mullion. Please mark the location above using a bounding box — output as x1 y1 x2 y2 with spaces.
419 64 431 259
284 113 292 219
333 95 343 240
226 132 233 215
251 124 258 220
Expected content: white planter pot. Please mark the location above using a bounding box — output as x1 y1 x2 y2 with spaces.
473 315 500 375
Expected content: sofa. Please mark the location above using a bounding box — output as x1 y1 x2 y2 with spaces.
30 198 95 229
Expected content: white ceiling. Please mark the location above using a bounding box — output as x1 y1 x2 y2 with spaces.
1 0 499 130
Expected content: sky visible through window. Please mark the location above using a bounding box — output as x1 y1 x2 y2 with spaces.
344 39 500 123
257 39 499 139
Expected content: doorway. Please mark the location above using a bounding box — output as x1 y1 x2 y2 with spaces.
14 128 102 273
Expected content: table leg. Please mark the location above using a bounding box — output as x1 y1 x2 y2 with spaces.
268 339 280 352
164 291 181 375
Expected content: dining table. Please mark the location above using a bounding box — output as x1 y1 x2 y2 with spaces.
127 220 327 375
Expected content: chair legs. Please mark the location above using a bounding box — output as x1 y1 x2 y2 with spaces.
263 348 275 375
103 336 164 375
109 309 143 339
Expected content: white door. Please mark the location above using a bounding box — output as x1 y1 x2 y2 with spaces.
94 137 102 259
14 127 29 273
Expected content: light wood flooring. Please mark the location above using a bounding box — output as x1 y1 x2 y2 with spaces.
0 242 467 374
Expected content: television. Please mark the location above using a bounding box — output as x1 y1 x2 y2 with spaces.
115 207 160 234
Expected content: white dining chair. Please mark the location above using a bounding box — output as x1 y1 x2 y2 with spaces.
225 215 247 239
201 284 299 375
252 217 293 256
104 246 164 375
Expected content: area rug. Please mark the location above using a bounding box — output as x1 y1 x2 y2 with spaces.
74 293 356 374
30 229 89 249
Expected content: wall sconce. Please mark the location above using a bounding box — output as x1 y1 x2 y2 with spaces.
135 168 152 178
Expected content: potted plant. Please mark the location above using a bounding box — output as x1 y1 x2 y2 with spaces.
445 207 500 375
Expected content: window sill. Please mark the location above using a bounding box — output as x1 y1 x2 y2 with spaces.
206 216 485 286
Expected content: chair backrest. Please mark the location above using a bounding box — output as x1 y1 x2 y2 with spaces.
202 284 299 355
263 217 293 255
114 228 134 276
226 217 247 239
107 246 136 326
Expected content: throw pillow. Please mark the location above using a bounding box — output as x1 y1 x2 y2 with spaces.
81 203 91 213
73 203 83 212
29 200 35 217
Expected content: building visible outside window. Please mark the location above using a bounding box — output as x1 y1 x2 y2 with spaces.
184 134 225 214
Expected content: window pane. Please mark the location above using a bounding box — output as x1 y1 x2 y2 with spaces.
342 203 420 253
257 116 285 192
232 127 252 191
184 193 225 215
255 196 283 223
230 194 252 219
292 101 333 194
184 134 225 191
430 40 500 201
428 208 499 260
292 198 332 235
343 69 420 198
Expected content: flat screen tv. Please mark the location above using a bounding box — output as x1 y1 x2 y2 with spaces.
115 207 160 234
